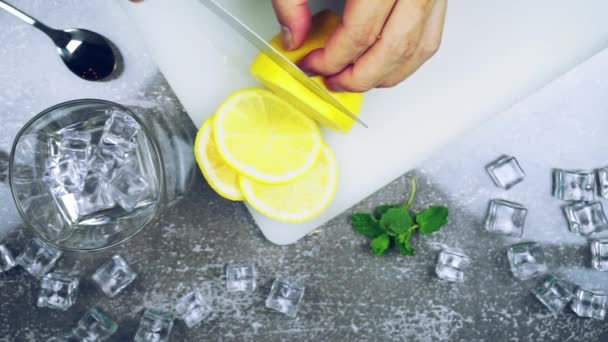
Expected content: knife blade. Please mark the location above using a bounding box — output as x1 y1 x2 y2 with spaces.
199 0 367 128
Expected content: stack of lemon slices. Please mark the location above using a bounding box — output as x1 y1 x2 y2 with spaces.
194 11 363 223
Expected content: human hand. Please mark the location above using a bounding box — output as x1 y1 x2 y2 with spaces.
272 0 447 92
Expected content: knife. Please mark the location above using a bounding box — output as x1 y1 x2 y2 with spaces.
199 0 367 128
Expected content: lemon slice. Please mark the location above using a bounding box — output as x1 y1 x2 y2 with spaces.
194 116 243 201
240 144 338 223
250 10 364 133
214 88 322 184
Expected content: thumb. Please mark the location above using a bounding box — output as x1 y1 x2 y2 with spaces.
271 0 311 50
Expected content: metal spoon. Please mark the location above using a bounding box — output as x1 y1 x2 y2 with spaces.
0 0 117 81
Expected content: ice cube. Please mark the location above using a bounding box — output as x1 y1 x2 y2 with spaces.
101 111 140 152
60 131 92 161
435 248 471 283
77 174 115 216
486 155 525 189
484 199 527 237
16 238 62 278
134 309 174 342
571 287 607 320
552 169 595 202
53 193 80 225
590 239 608 271
563 201 608 236
37 272 79 311
71 307 118 342
108 163 150 212
92 255 137 298
531 275 574 316
597 167 608 199
43 155 87 196
0 244 16 272
23 193 67 238
88 143 133 181
93 255 137 298
174 289 212 328
225 262 257 292
265 276 305 317
507 242 547 280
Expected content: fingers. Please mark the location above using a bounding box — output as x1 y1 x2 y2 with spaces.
378 0 447 88
326 0 436 92
272 0 312 50
298 0 397 76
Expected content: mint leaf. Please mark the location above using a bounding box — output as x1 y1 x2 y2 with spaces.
374 205 397 220
370 233 391 256
352 213 383 239
416 206 449 235
395 232 415 256
379 207 414 236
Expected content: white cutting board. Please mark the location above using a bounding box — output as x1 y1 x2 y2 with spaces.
119 0 608 245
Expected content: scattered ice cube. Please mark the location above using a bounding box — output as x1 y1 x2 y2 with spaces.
43 155 87 196
0 244 16 272
531 275 574 316
37 272 79 311
597 167 608 199
134 308 174 342
484 199 527 237
552 169 595 202
571 287 608 320
563 201 608 236
16 238 62 278
226 262 257 292
435 248 471 283
101 111 140 152
174 289 212 328
77 174 115 216
265 276 305 317
507 242 547 280
92 255 137 298
60 131 92 161
590 239 608 271
71 307 118 342
108 163 150 212
486 155 525 189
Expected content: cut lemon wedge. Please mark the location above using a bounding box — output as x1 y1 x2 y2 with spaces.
240 144 338 223
213 88 322 184
194 116 243 201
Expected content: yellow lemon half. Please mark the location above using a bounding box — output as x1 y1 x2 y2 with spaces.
250 10 364 133
213 88 322 184
240 144 338 223
194 116 243 201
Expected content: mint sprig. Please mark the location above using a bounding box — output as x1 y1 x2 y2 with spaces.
351 178 449 257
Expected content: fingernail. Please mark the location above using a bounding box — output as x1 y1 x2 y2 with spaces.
281 25 294 50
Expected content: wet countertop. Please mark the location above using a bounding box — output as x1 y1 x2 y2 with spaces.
1 1 608 341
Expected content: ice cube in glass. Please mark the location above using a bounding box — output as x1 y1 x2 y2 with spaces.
571 287 607 320
101 111 140 152
16 238 62 278
44 155 87 196
590 239 608 271
0 244 16 272
484 199 527 237
563 201 608 236
597 167 608 199
72 307 118 342
266 276 305 318
37 272 79 311
92 255 137 298
134 309 174 342
60 130 92 160
531 275 574 316
552 169 595 202
108 163 150 212
435 248 471 283
486 155 525 189
507 242 547 280
226 262 257 292
78 174 115 216
175 289 211 328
